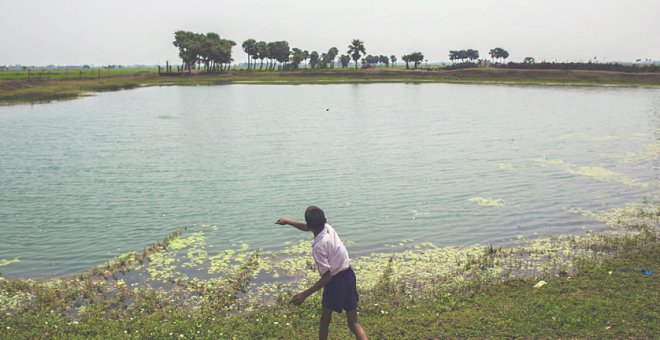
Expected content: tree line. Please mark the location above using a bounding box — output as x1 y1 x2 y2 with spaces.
171 31 440 72
173 31 236 72
448 48 510 64
170 32 659 74
172 30 531 73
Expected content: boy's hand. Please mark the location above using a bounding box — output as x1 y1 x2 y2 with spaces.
274 217 308 231
290 293 306 305
274 217 290 225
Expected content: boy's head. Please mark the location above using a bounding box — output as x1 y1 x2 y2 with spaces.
304 206 327 232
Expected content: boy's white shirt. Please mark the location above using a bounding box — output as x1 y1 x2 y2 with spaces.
311 223 350 276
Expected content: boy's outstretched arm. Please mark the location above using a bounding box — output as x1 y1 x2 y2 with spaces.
290 270 332 305
274 217 309 232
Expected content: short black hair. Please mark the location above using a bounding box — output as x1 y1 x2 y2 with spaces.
305 206 327 232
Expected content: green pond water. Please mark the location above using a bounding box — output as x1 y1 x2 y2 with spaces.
0 83 658 277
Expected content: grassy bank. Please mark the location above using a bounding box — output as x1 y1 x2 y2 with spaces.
1 200 658 338
2 68 660 105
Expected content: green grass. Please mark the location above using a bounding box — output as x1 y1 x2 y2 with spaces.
0 68 157 81
2 68 660 106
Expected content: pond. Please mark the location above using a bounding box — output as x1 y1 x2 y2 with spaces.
0 83 658 276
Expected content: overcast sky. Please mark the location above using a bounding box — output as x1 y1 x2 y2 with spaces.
1 0 659 66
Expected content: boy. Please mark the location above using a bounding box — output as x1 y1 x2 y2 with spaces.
275 206 368 340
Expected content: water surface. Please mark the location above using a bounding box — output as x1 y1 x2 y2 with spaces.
1 83 658 276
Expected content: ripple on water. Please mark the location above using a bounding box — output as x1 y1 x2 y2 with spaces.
0 84 658 276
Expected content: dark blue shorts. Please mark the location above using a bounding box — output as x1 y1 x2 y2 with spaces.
322 267 359 313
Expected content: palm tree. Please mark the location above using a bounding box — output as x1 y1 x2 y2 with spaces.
409 52 424 69
379 55 389 67
390 55 397 67
347 39 366 69
309 51 320 68
303 50 310 68
256 41 268 70
290 48 305 69
340 55 351 68
242 39 257 70
402 54 410 69
327 47 339 68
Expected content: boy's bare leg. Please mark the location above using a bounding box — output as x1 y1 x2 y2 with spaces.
346 309 367 340
319 307 332 340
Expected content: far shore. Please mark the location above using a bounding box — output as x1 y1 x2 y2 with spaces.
2 68 660 105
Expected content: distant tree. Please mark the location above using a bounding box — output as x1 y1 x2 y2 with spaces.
290 48 305 69
408 52 424 68
401 54 410 69
266 42 277 70
219 39 236 71
379 55 389 67
174 31 234 73
272 41 290 69
320 53 329 68
173 30 200 72
256 41 268 70
303 50 310 68
489 47 509 64
347 39 366 69
488 48 497 63
523 57 535 64
242 39 257 70
309 51 320 68
197 33 213 71
339 55 351 68
327 47 339 68
390 55 397 67
466 49 479 63
449 50 458 64
457 50 468 63
364 55 379 66
501 49 509 63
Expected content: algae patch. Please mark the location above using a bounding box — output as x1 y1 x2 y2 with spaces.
469 197 507 207
497 163 514 170
566 199 660 230
533 157 652 188
613 141 660 163
0 257 20 267
0 197 657 322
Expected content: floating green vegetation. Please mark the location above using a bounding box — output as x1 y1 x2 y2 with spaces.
533 157 653 188
613 140 660 163
468 197 507 207
0 257 20 267
567 198 660 231
568 166 650 188
559 133 620 141
497 163 514 170
169 232 206 250
0 198 658 337
532 157 570 167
